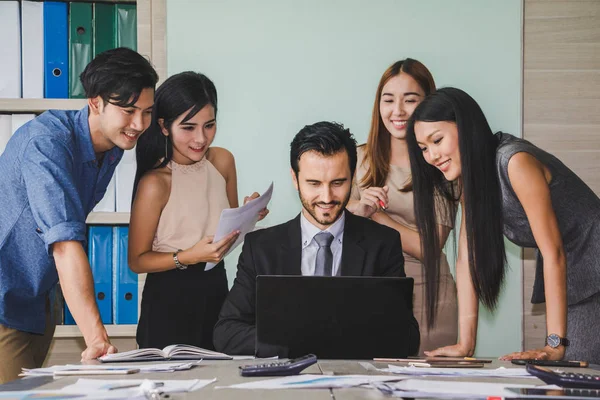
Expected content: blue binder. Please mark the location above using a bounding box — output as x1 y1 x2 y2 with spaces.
63 300 75 325
44 2 68 98
88 226 113 324
113 227 138 324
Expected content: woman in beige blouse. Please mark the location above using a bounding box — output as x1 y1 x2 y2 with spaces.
128 72 267 350
347 59 458 354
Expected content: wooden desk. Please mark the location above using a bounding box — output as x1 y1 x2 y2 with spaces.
1 359 598 399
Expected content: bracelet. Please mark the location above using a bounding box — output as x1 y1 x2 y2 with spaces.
173 249 188 270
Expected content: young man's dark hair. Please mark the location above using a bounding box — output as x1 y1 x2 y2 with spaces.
80 47 159 108
290 121 358 179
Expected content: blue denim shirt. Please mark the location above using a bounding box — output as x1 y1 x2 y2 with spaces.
0 107 123 334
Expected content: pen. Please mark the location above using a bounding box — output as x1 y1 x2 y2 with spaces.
108 382 164 391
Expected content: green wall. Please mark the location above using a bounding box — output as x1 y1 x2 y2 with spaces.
166 0 523 357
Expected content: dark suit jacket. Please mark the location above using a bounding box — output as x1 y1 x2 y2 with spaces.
213 210 420 356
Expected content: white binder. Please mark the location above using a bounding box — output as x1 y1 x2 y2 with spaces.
93 175 117 212
0 1 22 98
0 115 13 154
21 1 45 99
115 149 137 212
11 114 36 135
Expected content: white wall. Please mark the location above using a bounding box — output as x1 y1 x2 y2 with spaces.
167 0 523 356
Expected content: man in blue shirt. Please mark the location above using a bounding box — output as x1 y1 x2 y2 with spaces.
0 48 158 382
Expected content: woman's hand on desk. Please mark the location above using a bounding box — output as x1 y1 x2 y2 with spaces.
425 342 475 357
243 192 269 221
500 346 565 361
182 231 240 264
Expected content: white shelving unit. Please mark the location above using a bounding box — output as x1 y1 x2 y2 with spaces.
0 99 87 113
54 324 137 338
86 212 131 225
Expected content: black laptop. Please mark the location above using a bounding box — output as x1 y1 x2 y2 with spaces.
255 275 416 359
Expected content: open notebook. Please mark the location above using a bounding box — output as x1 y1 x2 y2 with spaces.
99 344 233 362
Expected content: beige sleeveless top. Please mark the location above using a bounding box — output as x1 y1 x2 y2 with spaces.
152 158 230 253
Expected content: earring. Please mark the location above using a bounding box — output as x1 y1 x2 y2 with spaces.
164 136 168 160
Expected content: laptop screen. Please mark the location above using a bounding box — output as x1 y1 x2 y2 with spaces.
256 275 416 359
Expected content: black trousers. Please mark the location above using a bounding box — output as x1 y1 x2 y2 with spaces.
136 262 228 350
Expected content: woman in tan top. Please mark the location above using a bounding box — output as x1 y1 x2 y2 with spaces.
128 72 267 350
348 59 458 354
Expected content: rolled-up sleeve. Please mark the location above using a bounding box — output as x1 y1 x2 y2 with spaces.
21 135 87 254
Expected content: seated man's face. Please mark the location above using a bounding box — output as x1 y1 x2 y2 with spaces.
292 150 352 229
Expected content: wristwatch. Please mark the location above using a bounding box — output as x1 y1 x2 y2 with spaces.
546 333 569 348
173 249 188 270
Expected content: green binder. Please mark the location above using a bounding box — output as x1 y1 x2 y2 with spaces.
69 2 92 98
93 3 116 58
116 4 137 51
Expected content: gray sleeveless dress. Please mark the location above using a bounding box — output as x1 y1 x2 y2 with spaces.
496 132 600 363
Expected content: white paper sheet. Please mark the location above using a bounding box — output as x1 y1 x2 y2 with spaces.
218 374 401 389
61 378 215 393
21 361 200 376
371 379 561 398
205 182 273 270
361 362 535 378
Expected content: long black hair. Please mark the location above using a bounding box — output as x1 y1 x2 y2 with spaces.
132 71 218 201
406 87 506 329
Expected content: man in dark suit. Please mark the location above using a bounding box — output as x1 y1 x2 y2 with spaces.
213 121 419 356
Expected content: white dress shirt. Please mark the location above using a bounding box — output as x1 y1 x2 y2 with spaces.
300 211 345 276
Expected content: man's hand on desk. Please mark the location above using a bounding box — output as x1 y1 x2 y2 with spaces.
499 345 565 361
81 340 118 361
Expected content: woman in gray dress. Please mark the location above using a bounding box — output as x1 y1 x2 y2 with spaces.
405 87 600 362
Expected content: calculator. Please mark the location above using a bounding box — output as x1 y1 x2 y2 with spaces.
239 354 318 377
527 364 600 389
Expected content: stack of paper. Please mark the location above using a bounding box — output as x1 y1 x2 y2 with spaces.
219 374 402 389
361 362 534 378
61 378 216 394
21 361 200 377
372 379 561 399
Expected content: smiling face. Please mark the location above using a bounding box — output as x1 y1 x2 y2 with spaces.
379 73 426 140
161 104 217 165
95 87 155 151
291 150 352 230
414 120 462 181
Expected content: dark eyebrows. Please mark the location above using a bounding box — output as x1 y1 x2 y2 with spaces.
180 118 216 127
381 92 422 97
416 129 441 145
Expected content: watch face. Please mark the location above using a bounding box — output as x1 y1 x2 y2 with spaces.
547 334 560 348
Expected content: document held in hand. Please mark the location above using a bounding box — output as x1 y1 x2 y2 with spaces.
205 182 274 271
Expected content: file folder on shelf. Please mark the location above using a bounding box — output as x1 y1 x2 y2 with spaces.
69 2 93 99
11 114 36 135
44 2 69 98
115 149 136 212
0 1 22 98
93 175 116 212
113 227 138 324
88 226 113 324
0 115 12 155
93 3 116 57
116 4 137 50
21 1 45 99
